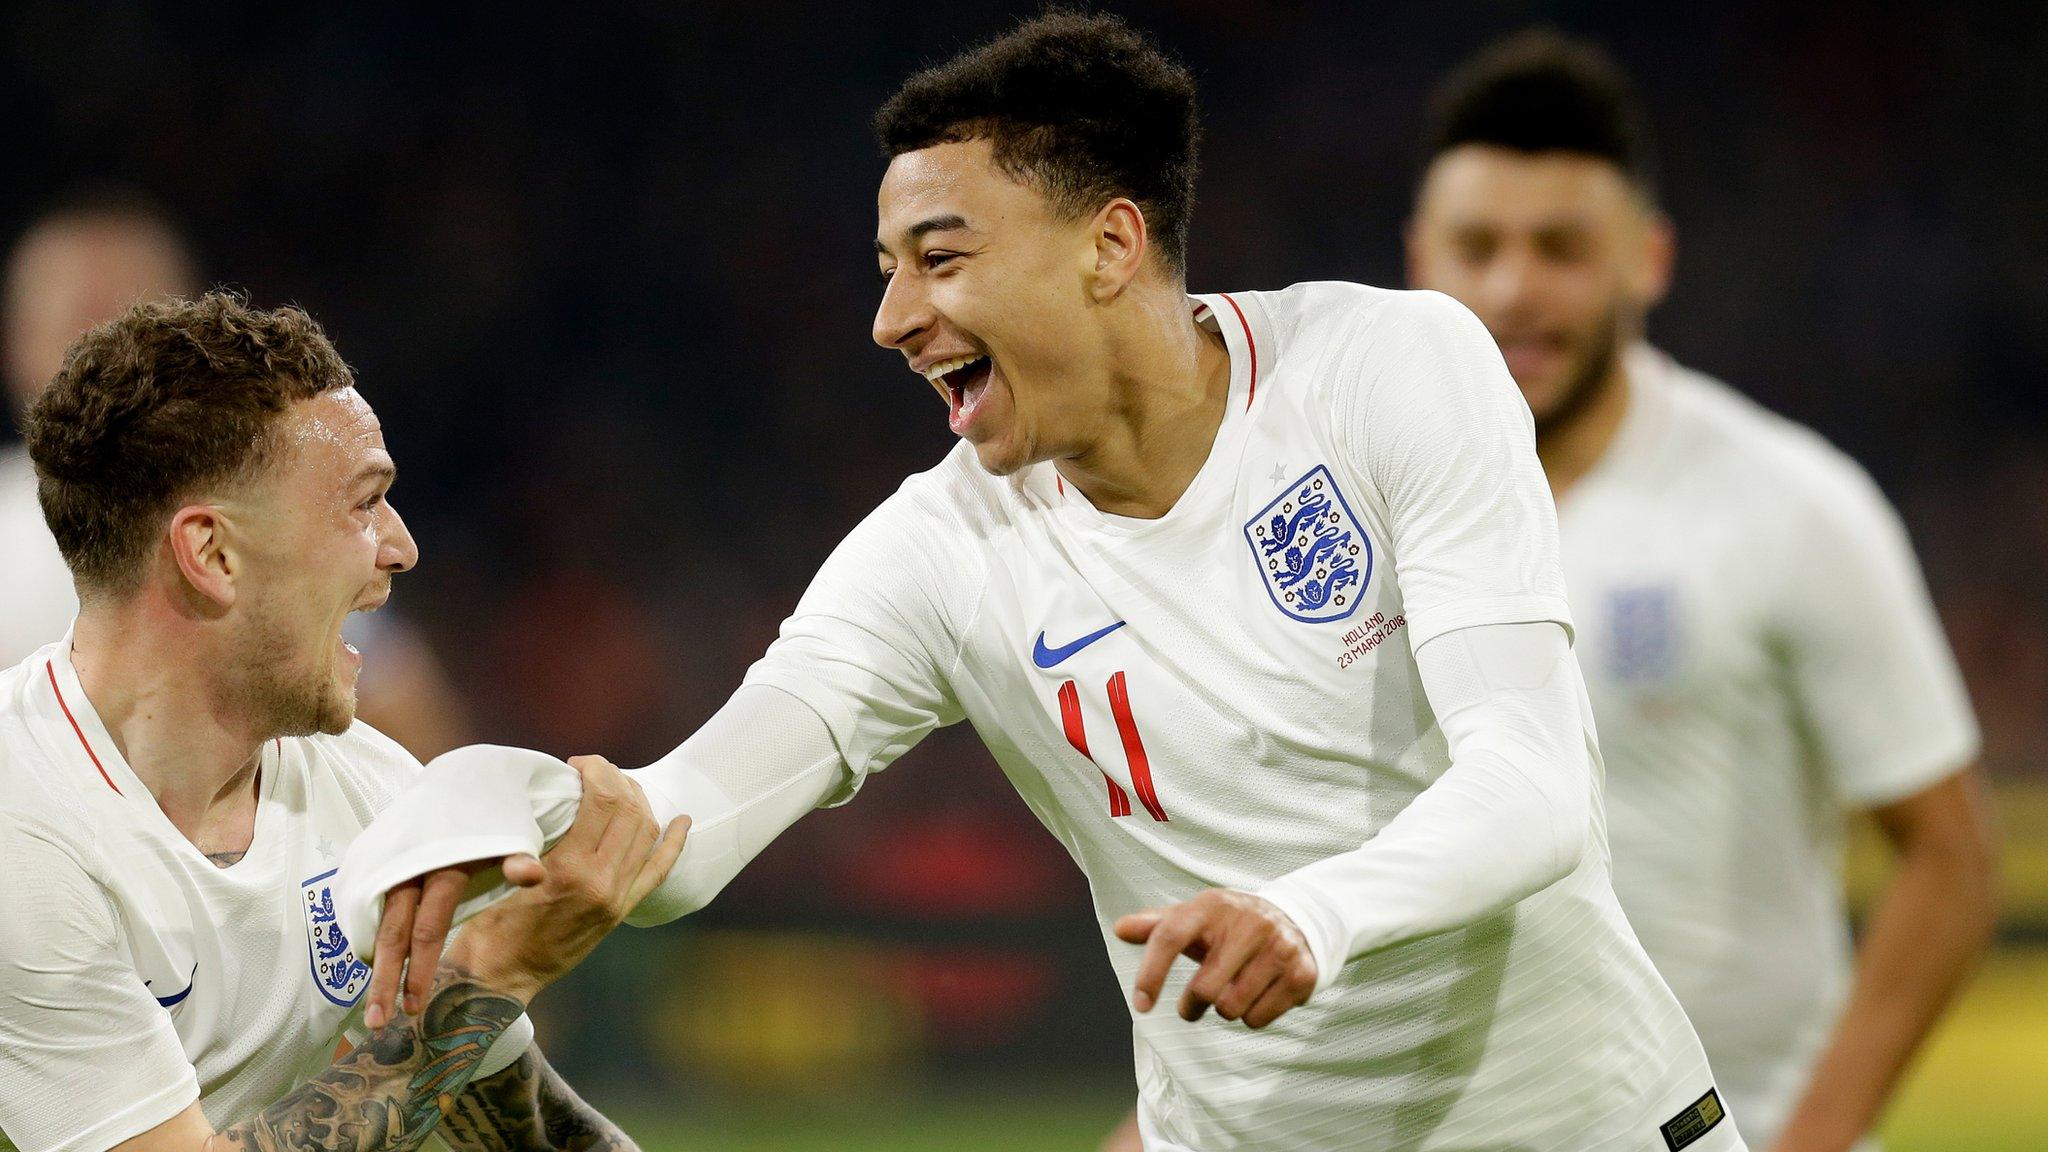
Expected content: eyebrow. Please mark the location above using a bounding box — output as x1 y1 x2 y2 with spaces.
353 461 397 487
874 213 971 255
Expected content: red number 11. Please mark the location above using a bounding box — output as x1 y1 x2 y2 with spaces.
1057 671 1168 821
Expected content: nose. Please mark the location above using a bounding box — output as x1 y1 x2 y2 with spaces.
872 268 932 351
379 502 420 574
1477 248 1545 319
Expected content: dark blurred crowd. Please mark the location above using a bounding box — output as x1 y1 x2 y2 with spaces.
4 0 2042 1098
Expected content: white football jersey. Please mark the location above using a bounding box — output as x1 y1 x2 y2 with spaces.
747 284 1740 1150
0 446 76 669
1560 347 1980 1145
0 637 419 1152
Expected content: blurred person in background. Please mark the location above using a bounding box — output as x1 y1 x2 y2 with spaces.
1 189 473 758
0 292 683 1152
1403 31 1999 1152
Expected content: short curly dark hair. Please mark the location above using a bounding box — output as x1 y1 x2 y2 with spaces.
25 291 355 596
874 10 1201 274
1427 29 1655 195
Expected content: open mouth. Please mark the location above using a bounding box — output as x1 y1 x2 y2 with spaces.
334 631 362 677
924 354 994 433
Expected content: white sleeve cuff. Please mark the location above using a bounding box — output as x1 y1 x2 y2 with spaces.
336 745 582 962
1253 881 1346 997
476 1013 535 1078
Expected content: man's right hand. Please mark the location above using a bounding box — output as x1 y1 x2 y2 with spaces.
438 755 687 1005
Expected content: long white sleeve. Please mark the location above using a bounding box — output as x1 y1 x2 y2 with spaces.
1256 620 1596 994
625 683 846 923
335 684 848 952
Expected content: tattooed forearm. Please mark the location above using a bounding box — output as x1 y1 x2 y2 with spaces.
209 964 524 1152
436 1046 638 1152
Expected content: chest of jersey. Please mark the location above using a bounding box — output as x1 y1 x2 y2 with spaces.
953 404 1440 888
1559 478 1785 734
102 752 376 1118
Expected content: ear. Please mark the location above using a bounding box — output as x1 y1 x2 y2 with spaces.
1086 197 1149 302
1635 210 1676 309
167 503 238 609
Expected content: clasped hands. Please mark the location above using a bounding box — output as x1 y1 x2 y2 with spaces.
362 755 688 1029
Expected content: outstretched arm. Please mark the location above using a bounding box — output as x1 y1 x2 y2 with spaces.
355 470 975 1025
355 684 847 1026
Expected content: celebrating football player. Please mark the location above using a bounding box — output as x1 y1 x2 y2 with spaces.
0 293 686 1152
1404 33 1999 1152
354 14 1745 1150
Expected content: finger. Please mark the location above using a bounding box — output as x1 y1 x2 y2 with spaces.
626 801 661 867
1131 907 1205 1014
604 803 662 906
1244 956 1316 1030
1179 918 1273 1022
1243 972 1310 1030
405 866 469 1015
502 853 546 887
625 816 692 908
366 881 421 1029
1114 910 1164 945
556 756 625 852
1211 948 1287 1023
590 765 657 875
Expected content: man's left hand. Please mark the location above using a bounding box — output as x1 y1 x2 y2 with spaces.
1114 888 1318 1030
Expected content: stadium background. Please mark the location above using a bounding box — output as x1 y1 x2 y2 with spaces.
4 1 2045 1147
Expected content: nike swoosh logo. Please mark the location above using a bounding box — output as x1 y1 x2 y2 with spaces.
1032 620 1127 669
146 964 197 1008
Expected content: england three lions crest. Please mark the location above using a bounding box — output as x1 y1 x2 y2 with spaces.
1245 465 1372 623
302 868 370 1006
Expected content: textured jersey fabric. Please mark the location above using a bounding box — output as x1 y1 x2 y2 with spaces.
744 284 1741 1151
0 635 519 1151
1560 346 1981 1145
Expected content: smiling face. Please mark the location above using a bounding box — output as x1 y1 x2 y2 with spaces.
873 139 1121 476
213 388 416 736
1408 145 1671 432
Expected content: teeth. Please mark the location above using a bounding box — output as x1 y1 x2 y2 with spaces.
921 354 986 383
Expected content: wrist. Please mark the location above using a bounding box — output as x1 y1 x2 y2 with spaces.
441 932 541 1007
1250 883 1341 996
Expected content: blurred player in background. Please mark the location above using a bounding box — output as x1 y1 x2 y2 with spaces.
353 14 1746 1150
1405 31 2000 1152
0 190 473 758
0 292 684 1151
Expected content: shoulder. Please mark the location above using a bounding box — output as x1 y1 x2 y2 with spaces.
0 801 109 944
0 655 103 860
1657 356 1898 529
786 443 996 638
1230 281 1481 360
1257 283 1498 410
294 721 426 824
857 443 1013 560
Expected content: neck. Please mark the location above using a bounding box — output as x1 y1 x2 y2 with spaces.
69 595 266 838
1054 287 1233 519
1537 352 1634 498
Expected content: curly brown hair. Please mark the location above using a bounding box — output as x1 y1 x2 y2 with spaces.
25 291 355 596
